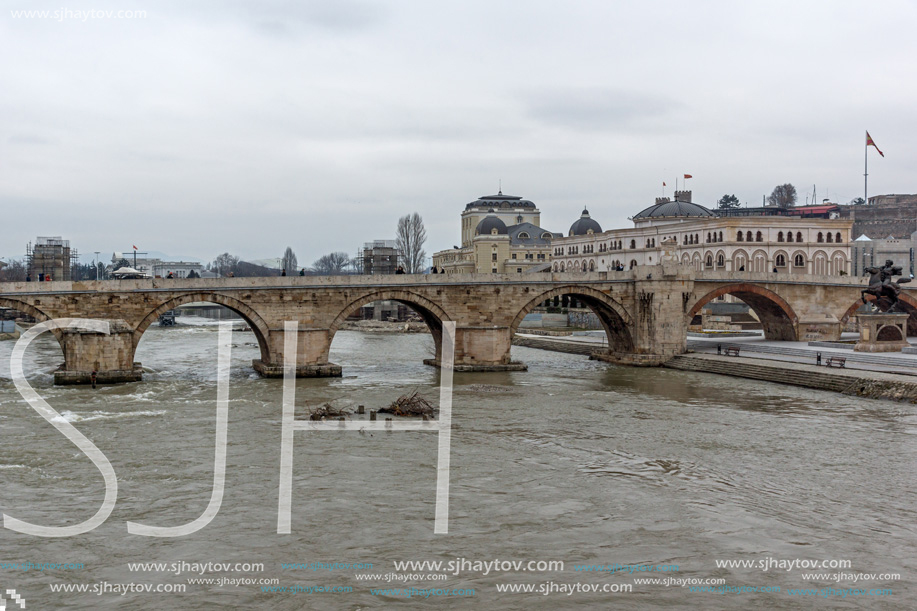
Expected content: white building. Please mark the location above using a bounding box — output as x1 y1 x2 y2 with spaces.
551 192 853 275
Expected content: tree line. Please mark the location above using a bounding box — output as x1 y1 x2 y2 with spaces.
209 212 428 277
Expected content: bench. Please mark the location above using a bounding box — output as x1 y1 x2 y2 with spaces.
825 356 846 368
724 347 741 357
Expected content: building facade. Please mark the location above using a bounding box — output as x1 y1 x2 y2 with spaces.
361 240 402 275
552 192 853 275
434 192 559 274
28 236 76 281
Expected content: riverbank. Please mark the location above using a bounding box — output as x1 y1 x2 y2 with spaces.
338 320 428 333
513 333 917 402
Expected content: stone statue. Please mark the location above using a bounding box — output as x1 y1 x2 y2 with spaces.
862 259 911 312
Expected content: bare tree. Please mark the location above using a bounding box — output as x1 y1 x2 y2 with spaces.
396 212 427 273
767 184 798 208
312 252 351 275
0 259 27 281
211 252 240 277
281 246 298 273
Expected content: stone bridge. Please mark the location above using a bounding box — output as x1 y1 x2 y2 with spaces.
0 263 906 384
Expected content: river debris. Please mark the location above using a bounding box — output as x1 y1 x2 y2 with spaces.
379 390 435 417
309 403 351 420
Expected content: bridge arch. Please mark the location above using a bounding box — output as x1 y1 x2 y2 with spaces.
689 283 798 340
510 285 635 353
329 289 452 362
133 292 272 363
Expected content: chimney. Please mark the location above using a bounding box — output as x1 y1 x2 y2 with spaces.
655 197 670 205
674 190 692 203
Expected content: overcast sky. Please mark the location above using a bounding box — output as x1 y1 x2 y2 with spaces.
2 0 915 265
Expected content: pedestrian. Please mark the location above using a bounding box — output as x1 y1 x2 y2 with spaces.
281 268 286 276
26 274 31 282
739 265 745 271
167 271 174 279
773 267 778 273
440 268 445 274
45 274 51 282
395 266 405 275
228 271 234 277
91 370 97 389
431 265 438 274
299 268 305 276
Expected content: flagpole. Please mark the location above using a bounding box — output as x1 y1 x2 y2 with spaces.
864 130 868 205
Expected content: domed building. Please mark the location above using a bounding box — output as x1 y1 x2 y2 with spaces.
434 192 561 274
551 190 852 276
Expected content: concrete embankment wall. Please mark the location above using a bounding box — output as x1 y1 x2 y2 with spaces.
666 354 917 402
513 334 917 402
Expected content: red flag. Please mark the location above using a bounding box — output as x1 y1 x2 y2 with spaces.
684 174 693 179
866 131 884 157
133 245 138 250
662 182 666 186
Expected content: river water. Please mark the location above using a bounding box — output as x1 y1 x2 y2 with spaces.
0 319 914 609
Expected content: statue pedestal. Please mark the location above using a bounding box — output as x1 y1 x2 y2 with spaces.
855 312 910 352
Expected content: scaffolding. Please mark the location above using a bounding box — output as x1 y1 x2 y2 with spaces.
26 236 79 281
361 240 402 275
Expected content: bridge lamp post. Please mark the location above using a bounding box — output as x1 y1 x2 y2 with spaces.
94 252 100 281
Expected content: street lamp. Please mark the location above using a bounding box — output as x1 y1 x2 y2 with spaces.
94 252 100 281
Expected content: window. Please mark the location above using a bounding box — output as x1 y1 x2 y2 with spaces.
817 232 824 243
630 239 636 249
511 253 517 259
787 232 793 242
560 262 565 272
836 232 842 243
706 255 713 268
737 231 744 242
797 231 803 242
718 231 723 242
516 215 523 223
746 231 753 242
717 254 725 267
630 260 637 269
589 261 595 271
492 253 498 261
707 232 711 242
827 232 833 243
777 231 784 242
776 254 786 267
492 268 497 273
794 254 805 267
756 231 763 242
517 268 522 273
695 234 700 244
518 232 530 239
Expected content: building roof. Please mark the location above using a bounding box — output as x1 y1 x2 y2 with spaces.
465 191 536 211
507 222 559 245
475 213 508 235
568 209 603 236
633 200 715 220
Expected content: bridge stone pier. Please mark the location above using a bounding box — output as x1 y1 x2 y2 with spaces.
0 264 902 385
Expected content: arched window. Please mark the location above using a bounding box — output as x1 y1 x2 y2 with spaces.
794 254 805 267
695 234 699 244
777 231 784 242
589 260 595 271
817 232 824 243
826 232 833 243
737 231 744 242
706 255 713 268
746 231 753 242
553 263 558 272
835 232 842 243
560 262 565 272
796 231 803 242
776 254 786 267
717 254 725 267
787 232 794 242
683 235 688 245
707 232 711 242
582 260 587 272
718 231 723 242
629 260 637 269
518 232 530 239
756 231 763 242
516 215 523 223
630 239 636 249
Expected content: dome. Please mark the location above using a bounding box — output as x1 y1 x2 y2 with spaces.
568 209 602 236
633 200 715 220
475 212 508 235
